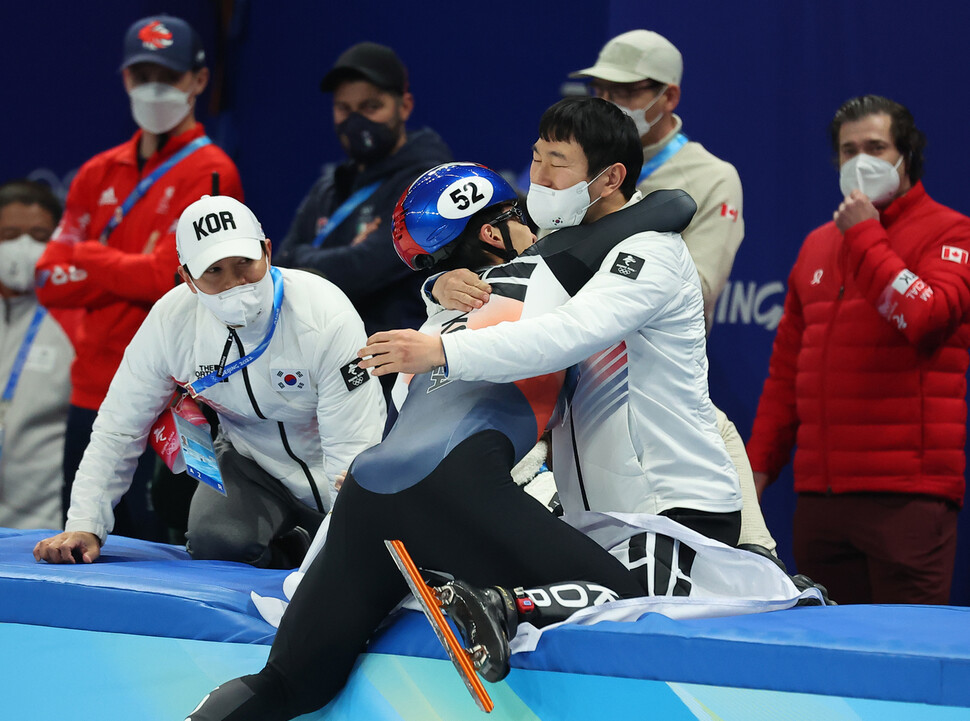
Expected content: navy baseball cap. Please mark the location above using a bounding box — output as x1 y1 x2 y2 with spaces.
121 15 206 73
320 42 408 95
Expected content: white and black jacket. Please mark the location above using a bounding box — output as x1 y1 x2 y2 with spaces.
440 192 741 517
66 267 386 543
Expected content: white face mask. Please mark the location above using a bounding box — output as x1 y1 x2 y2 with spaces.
195 264 273 328
129 82 192 135
839 153 903 206
614 86 668 138
526 166 609 230
0 234 46 292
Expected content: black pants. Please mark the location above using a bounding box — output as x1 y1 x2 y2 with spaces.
661 506 741 547
186 443 325 568
245 431 645 719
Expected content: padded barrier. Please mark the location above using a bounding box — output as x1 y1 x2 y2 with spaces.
4 528 970 718
0 528 286 644
369 605 970 708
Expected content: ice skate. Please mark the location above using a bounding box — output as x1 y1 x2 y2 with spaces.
384 539 495 712
434 579 518 683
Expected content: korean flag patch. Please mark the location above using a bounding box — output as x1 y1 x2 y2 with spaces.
340 359 370 392
273 368 308 392
611 253 645 279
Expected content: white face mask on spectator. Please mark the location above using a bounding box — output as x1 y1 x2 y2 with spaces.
839 153 903 206
195 265 273 328
0 234 46 292
129 82 192 134
614 87 667 138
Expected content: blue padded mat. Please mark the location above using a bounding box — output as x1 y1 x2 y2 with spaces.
4 527 970 710
369 593 970 707
0 528 286 643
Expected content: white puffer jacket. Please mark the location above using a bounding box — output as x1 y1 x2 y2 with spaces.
66 267 386 542
441 218 741 517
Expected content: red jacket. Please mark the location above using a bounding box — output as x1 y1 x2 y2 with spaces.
748 182 970 505
35 124 243 410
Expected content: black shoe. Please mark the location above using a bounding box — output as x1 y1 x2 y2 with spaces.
269 526 311 569
791 573 837 606
435 580 518 682
737 543 788 572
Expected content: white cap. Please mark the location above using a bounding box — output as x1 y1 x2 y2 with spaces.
176 195 265 277
570 30 683 87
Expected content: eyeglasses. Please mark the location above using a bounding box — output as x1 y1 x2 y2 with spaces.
487 204 526 227
589 80 664 105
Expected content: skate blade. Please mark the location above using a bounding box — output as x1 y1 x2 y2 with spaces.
385 539 495 713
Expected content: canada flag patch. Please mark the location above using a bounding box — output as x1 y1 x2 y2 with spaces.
941 246 969 265
273 368 308 392
720 203 740 222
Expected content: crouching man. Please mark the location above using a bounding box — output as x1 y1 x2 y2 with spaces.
34 195 385 568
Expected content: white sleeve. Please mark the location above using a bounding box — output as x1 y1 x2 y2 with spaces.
65 309 177 543
312 309 386 500
443 231 688 382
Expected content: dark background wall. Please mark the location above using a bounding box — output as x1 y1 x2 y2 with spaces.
4 0 969 602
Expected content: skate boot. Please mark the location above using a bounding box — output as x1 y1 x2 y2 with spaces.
434 580 522 682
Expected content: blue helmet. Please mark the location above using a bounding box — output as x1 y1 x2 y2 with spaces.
393 162 518 270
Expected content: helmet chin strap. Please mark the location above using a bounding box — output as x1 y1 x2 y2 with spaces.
479 222 518 262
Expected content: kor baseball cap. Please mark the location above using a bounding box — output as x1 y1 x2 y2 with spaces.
176 195 265 278
570 30 683 87
121 15 206 73
319 42 409 95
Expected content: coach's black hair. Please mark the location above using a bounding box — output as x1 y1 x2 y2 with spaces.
538 97 643 200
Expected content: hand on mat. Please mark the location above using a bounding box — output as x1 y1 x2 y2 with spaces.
33 531 101 564
432 268 491 312
358 329 446 377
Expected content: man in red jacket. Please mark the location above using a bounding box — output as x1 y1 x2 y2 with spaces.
35 14 243 541
748 95 970 604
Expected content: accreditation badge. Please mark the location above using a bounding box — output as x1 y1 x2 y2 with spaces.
173 412 226 496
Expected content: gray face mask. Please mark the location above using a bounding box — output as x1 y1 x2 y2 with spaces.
0 234 46 292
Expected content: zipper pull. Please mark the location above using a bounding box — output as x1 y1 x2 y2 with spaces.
216 331 233 377
838 285 844 299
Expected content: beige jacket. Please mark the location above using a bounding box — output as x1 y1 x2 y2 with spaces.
639 116 744 335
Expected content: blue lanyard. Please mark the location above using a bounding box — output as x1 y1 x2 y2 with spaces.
2 306 46 403
100 136 213 243
311 181 381 248
638 133 688 184
187 267 284 397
